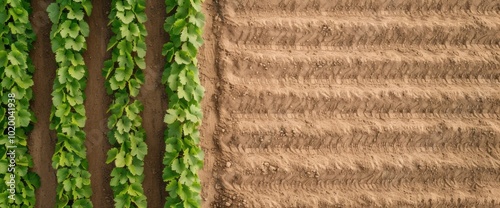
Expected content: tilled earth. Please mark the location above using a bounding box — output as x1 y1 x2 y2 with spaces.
202 0 500 207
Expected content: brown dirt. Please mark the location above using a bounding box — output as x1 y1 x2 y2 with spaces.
140 0 169 206
26 0 500 207
82 0 114 207
207 0 500 207
29 0 57 207
198 0 220 206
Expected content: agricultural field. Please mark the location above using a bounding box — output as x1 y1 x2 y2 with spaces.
1 0 500 207
201 0 500 207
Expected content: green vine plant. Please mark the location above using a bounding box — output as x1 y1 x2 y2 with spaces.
103 0 148 208
162 0 205 207
103 0 148 207
0 0 40 207
46 0 93 207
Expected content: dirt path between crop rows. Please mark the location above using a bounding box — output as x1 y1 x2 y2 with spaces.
30 0 57 207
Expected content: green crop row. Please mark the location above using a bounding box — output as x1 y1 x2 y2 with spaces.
0 0 40 207
162 0 206 207
103 0 148 207
47 0 93 207
1 0 206 207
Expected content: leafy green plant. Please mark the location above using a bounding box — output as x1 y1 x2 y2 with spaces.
47 0 93 207
103 0 148 207
162 0 205 207
0 0 40 207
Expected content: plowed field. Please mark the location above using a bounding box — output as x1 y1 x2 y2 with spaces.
200 0 500 207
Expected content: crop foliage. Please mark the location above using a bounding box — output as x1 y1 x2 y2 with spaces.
103 0 148 207
47 0 93 206
162 0 206 207
0 0 40 206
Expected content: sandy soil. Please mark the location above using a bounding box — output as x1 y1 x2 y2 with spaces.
205 0 500 207
26 0 500 207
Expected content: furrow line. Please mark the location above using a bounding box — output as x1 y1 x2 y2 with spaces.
222 0 500 16
221 166 500 195
219 186 500 208
222 144 500 171
226 77 500 90
220 49 500 81
222 40 500 52
226 13 500 22
223 16 500 47
219 84 500 117
218 124 500 153
220 117 500 136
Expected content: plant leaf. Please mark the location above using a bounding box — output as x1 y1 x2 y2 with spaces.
174 50 191 65
106 148 119 164
68 65 85 80
47 3 60 23
115 151 126 167
79 21 89 37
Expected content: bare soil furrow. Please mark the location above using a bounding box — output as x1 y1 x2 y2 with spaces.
218 186 500 208
229 112 500 121
225 118 500 137
227 77 500 90
219 85 500 117
228 13 500 22
220 166 500 195
223 0 500 16
222 49 500 81
218 125 500 153
223 16 500 47
222 40 500 52
221 146 500 163
232 109 499 121
219 146 500 169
